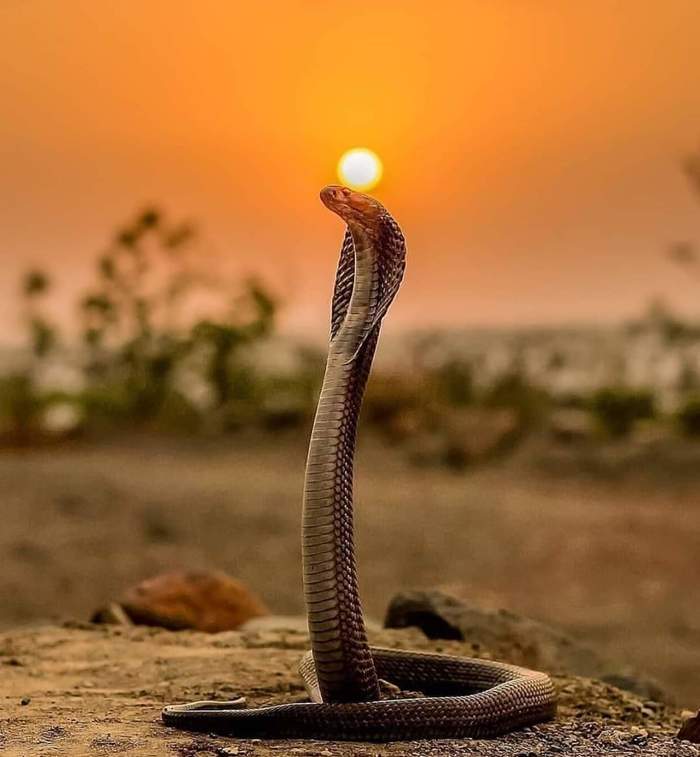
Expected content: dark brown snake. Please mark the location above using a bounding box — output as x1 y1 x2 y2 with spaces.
162 186 557 741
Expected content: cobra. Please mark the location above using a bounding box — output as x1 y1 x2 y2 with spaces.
162 186 557 741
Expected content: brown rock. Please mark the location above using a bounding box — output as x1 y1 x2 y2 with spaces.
99 570 268 632
679 710 700 743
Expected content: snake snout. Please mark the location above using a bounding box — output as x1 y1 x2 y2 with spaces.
320 185 351 215
321 185 384 229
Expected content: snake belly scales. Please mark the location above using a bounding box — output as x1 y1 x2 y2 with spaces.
162 186 557 741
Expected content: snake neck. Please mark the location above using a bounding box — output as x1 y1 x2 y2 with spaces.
301 225 381 704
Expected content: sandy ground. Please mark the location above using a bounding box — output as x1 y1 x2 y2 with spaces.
1 434 698 707
0 624 696 757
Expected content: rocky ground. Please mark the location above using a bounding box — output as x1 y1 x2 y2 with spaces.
2 435 698 707
0 623 696 757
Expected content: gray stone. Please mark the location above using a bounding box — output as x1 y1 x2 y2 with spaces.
385 590 667 702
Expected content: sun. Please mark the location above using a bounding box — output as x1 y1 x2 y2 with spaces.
337 148 383 192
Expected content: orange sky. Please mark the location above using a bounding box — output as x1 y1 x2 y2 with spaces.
2 1 700 338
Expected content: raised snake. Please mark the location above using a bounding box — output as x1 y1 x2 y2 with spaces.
162 186 557 741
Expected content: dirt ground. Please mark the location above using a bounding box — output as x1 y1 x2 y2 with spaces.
0 623 696 757
1 433 698 708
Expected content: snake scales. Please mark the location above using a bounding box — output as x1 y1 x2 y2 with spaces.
162 186 557 741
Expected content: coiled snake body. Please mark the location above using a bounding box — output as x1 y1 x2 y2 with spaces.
162 186 557 741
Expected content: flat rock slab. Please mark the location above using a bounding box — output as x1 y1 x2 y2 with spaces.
0 624 696 757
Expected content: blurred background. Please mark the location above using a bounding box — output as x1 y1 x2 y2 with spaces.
1 0 699 707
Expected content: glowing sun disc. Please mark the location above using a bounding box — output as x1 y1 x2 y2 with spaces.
337 148 383 191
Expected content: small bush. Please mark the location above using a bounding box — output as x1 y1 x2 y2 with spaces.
483 369 550 433
429 358 474 407
0 374 42 442
677 396 700 437
364 375 423 443
590 387 656 438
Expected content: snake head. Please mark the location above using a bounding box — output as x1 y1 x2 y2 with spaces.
322 185 406 360
320 185 384 234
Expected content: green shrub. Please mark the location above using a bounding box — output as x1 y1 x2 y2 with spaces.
429 358 474 407
482 368 549 432
75 208 277 429
3 207 282 438
677 396 700 437
363 375 424 443
0 374 42 443
590 387 655 438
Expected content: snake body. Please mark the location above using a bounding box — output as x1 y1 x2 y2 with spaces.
162 186 557 741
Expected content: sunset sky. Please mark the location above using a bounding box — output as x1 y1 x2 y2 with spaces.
2 1 700 339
